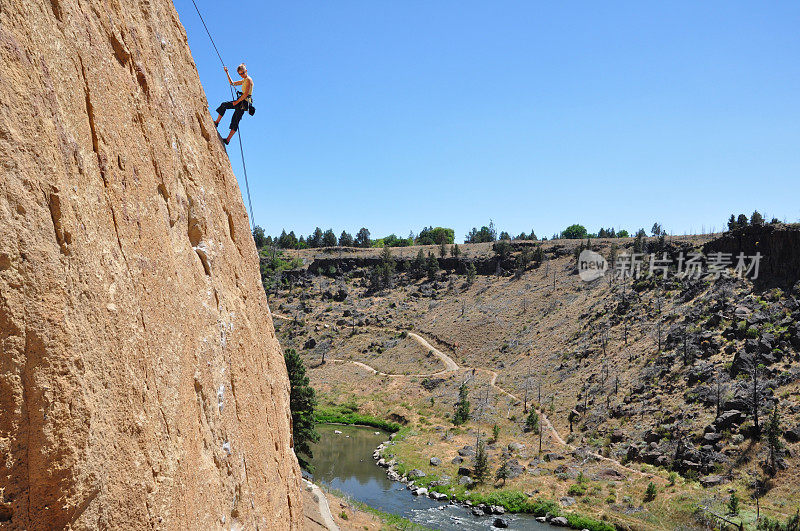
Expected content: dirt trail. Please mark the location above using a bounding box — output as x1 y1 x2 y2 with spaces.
273 312 649 479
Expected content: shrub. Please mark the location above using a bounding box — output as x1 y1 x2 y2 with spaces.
728 492 739 515
568 483 587 496
644 482 657 502
746 327 759 339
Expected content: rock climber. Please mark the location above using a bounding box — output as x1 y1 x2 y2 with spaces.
214 63 254 145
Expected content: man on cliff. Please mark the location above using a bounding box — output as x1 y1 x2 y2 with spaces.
214 63 254 145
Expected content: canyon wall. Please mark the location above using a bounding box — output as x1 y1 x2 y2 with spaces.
0 0 301 528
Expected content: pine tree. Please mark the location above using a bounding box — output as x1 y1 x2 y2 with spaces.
524 410 540 434
412 248 426 279
439 241 447 258
284 348 319 470
473 438 489 484
727 492 739 515
491 424 500 443
644 482 657 502
426 252 439 280
451 243 461 258
766 404 782 475
495 452 510 486
338 230 354 247
466 262 477 285
453 382 470 425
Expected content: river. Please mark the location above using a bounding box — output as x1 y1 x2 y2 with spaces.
309 424 550 530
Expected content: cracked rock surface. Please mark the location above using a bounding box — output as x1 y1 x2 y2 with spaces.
0 0 301 528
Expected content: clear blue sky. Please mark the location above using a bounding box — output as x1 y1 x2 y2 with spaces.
175 1 799 241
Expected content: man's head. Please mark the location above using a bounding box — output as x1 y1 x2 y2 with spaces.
237 63 247 77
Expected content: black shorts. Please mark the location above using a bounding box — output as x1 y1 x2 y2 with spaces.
216 100 249 132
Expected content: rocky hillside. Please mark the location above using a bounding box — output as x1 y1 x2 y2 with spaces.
0 1 300 529
270 227 800 528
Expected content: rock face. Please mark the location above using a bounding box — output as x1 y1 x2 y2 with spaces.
0 1 301 529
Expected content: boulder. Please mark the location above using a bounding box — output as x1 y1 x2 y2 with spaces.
459 476 474 487
408 469 426 479
551 516 569 526
560 496 576 506
596 468 626 481
506 459 525 479
493 518 510 528
714 410 746 430
457 466 472 477
429 457 441 466
785 425 800 443
458 446 476 457
471 507 485 517
451 456 464 464
700 475 726 487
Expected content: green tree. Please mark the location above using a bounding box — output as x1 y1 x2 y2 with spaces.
727 214 738 231
411 249 426 279
450 243 461 258
727 491 739 516
453 382 470 425
322 229 337 247
473 438 489 484
439 240 447 258
562 224 588 239
651 222 663 236
736 213 749 227
338 230 354 247
466 262 477 285
633 229 646 253
766 404 783 475
524 410 540 434
308 227 324 248
495 452 510 486
493 240 512 261
644 482 657 502
465 221 496 243
751 210 765 226
284 348 319 470
499 231 511 240
617 229 630 238
278 229 298 249
355 227 371 248
416 226 455 245
491 424 500 443
426 252 439 280
252 225 267 248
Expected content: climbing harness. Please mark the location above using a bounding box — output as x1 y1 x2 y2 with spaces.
189 0 256 229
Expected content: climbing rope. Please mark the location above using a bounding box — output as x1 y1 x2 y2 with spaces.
189 0 256 229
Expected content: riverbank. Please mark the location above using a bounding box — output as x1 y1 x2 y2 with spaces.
374 439 616 531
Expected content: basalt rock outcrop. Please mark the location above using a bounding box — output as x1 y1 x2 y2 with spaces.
0 0 301 529
704 223 800 286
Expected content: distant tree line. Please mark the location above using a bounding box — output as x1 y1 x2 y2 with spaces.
251 225 457 250
726 210 779 231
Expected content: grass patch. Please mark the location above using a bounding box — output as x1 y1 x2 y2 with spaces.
315 405 401 432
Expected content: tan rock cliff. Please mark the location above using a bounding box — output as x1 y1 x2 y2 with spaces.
0 0 301 528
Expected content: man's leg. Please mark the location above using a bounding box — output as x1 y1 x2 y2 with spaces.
214 101 234 127
225 105 246 142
